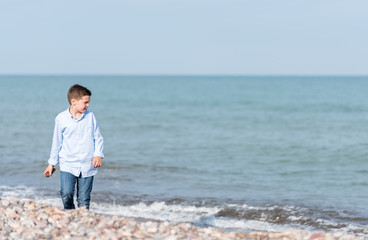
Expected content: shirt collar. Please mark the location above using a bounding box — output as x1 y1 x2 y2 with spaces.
66 108 89 121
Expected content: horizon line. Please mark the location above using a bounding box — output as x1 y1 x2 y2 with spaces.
0 73 368 78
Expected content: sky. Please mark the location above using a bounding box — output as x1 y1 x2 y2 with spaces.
0 0 367 76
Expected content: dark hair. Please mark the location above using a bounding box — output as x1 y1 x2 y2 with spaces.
67 84 92 104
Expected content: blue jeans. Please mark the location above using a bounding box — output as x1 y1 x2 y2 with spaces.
60 171 94 209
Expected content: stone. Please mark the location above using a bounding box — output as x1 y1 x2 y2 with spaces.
7 209 19 220
8 221 21 229
9 232 19 239
147 225 158 233
52 214 62 221
310 233 325 240
164 236 178 240
27 203 37 210
37 213 48 220
333 232 344 238
34 219 48 228
2 200 10 207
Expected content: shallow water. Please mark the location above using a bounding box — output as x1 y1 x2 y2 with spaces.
1 75 368 235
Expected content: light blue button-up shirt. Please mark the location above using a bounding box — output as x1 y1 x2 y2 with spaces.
48 108 104 177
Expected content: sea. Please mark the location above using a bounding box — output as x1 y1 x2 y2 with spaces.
1 75 368 236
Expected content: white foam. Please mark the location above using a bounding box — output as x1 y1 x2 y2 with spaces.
91 201 304 233
91 201 220 223
288 215 304 221
209 218 296 233
0 185 37 199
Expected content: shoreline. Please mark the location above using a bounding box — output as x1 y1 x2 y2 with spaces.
0 198 365 240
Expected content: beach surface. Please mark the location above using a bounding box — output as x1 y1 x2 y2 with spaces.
0 198 364 240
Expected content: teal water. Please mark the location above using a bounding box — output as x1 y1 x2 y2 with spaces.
1 75 368 234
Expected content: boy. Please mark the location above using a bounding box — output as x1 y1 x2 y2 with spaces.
44 84 104 210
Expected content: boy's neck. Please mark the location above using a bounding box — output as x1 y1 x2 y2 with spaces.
69 106 83 119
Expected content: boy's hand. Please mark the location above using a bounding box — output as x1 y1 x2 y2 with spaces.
92 156 102 168
44 165 55 177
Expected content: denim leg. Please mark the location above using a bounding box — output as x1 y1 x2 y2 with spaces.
76 175 94 209
60 171 76 209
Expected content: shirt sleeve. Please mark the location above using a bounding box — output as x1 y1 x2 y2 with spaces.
92 113 104 158
48 117 63 166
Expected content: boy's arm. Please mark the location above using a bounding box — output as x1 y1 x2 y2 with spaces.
46 118 62 175
92 113 104 160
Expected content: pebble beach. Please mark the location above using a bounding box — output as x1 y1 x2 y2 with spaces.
0 198 365 240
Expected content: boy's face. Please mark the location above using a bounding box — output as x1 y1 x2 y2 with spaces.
71 95 90 114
